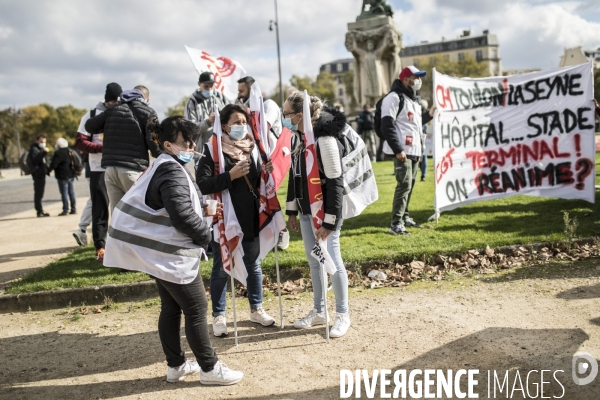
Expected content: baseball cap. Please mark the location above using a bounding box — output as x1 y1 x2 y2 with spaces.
199 71 215 83
399 66 426 81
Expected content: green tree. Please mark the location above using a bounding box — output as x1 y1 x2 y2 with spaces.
415 54 489 104
166 96 189 118
342 70 358 110
288 71 336 104
0 109 14 168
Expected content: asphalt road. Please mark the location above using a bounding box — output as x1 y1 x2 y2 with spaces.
0 175 90 218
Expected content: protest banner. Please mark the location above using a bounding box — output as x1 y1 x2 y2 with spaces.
185 45 247 102
433 62 596 213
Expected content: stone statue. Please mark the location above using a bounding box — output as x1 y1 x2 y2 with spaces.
345 25 402 106
358 0 394 21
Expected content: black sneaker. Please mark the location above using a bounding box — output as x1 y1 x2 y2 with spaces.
58 211 68 216
389 224 410 235
404 217 422 229
37 212 50 217
69 210 77 215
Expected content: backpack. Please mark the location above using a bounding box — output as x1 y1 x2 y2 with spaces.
374 89 404 139
68 149 84 176
317 126 378 219
19 151 33 175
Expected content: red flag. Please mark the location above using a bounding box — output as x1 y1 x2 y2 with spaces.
269 126 292 190
248 83 286 259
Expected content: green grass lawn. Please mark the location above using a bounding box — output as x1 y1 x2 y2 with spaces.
6 153 600 294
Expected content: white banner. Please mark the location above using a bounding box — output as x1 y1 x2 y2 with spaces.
185 45 247 102
433 62 596 212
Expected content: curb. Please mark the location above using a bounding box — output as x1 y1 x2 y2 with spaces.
0 281 159 313
0 267 308 314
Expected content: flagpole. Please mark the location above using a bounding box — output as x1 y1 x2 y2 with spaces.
229 247 239 346
274 245 284 329
322 267 330 342
320 241 330 342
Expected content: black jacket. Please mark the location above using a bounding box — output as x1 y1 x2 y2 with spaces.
28 143 48 177
49 147 75 180
285 107 348 231
84 101 161 171
196 143 261 242
145 155 211 247
381 79 433 155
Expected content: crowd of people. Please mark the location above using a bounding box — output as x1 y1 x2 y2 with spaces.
25 65 438 386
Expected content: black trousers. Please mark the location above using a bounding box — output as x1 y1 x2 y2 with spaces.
89 171 109 250
155 274 218 370
32 174 46 214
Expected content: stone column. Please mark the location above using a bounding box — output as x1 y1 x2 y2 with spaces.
345 15 402 110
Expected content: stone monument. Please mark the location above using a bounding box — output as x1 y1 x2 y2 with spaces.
345 0 402 109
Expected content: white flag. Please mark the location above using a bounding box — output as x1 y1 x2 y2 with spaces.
185 45 247 103
212 106 248 286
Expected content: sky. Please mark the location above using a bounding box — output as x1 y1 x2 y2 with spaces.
0 0 599 117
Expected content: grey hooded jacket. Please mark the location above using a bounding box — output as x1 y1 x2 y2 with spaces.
183 89 230 152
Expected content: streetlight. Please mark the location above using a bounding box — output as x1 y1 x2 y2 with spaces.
269 0 283 106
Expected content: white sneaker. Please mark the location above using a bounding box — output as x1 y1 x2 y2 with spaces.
277 229 290 250
329 313 351 338
72 229 87 246
200 360 244 386
166 360 200 383
249 307 276 326
293 308 329 329
212 315 228 337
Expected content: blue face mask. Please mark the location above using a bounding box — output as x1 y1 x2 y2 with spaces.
201 89 214 98
171 144 194 163
228 125 248 141
282 117 298 131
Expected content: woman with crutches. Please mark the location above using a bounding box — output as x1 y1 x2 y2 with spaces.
283 93 352 338
196 104 276 338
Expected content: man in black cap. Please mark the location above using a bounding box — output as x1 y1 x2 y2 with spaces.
184 71 230 152
75 82 121 262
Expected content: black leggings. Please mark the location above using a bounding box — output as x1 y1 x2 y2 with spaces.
155 274 218 370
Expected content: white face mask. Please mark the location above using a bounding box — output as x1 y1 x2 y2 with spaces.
413 78 422 91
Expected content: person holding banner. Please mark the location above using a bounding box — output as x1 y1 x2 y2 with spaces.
184 71 231 152
381 66 435 235
104 116 243 386
196 104 276 337
283 93 352 338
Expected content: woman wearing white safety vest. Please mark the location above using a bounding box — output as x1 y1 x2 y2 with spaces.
103 116 243 386
283 94 352 338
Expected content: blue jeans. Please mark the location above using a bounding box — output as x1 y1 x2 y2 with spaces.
298 214 349 314
210 238 263 317
57 178 76 213
420 155 427 179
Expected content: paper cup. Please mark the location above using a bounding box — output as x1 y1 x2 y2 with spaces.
206 199 218 216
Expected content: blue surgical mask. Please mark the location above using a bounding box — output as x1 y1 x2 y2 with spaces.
228 125 248 141
201 89 214 98
177 150 194 163
171 144 194 163
282 118 298 131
